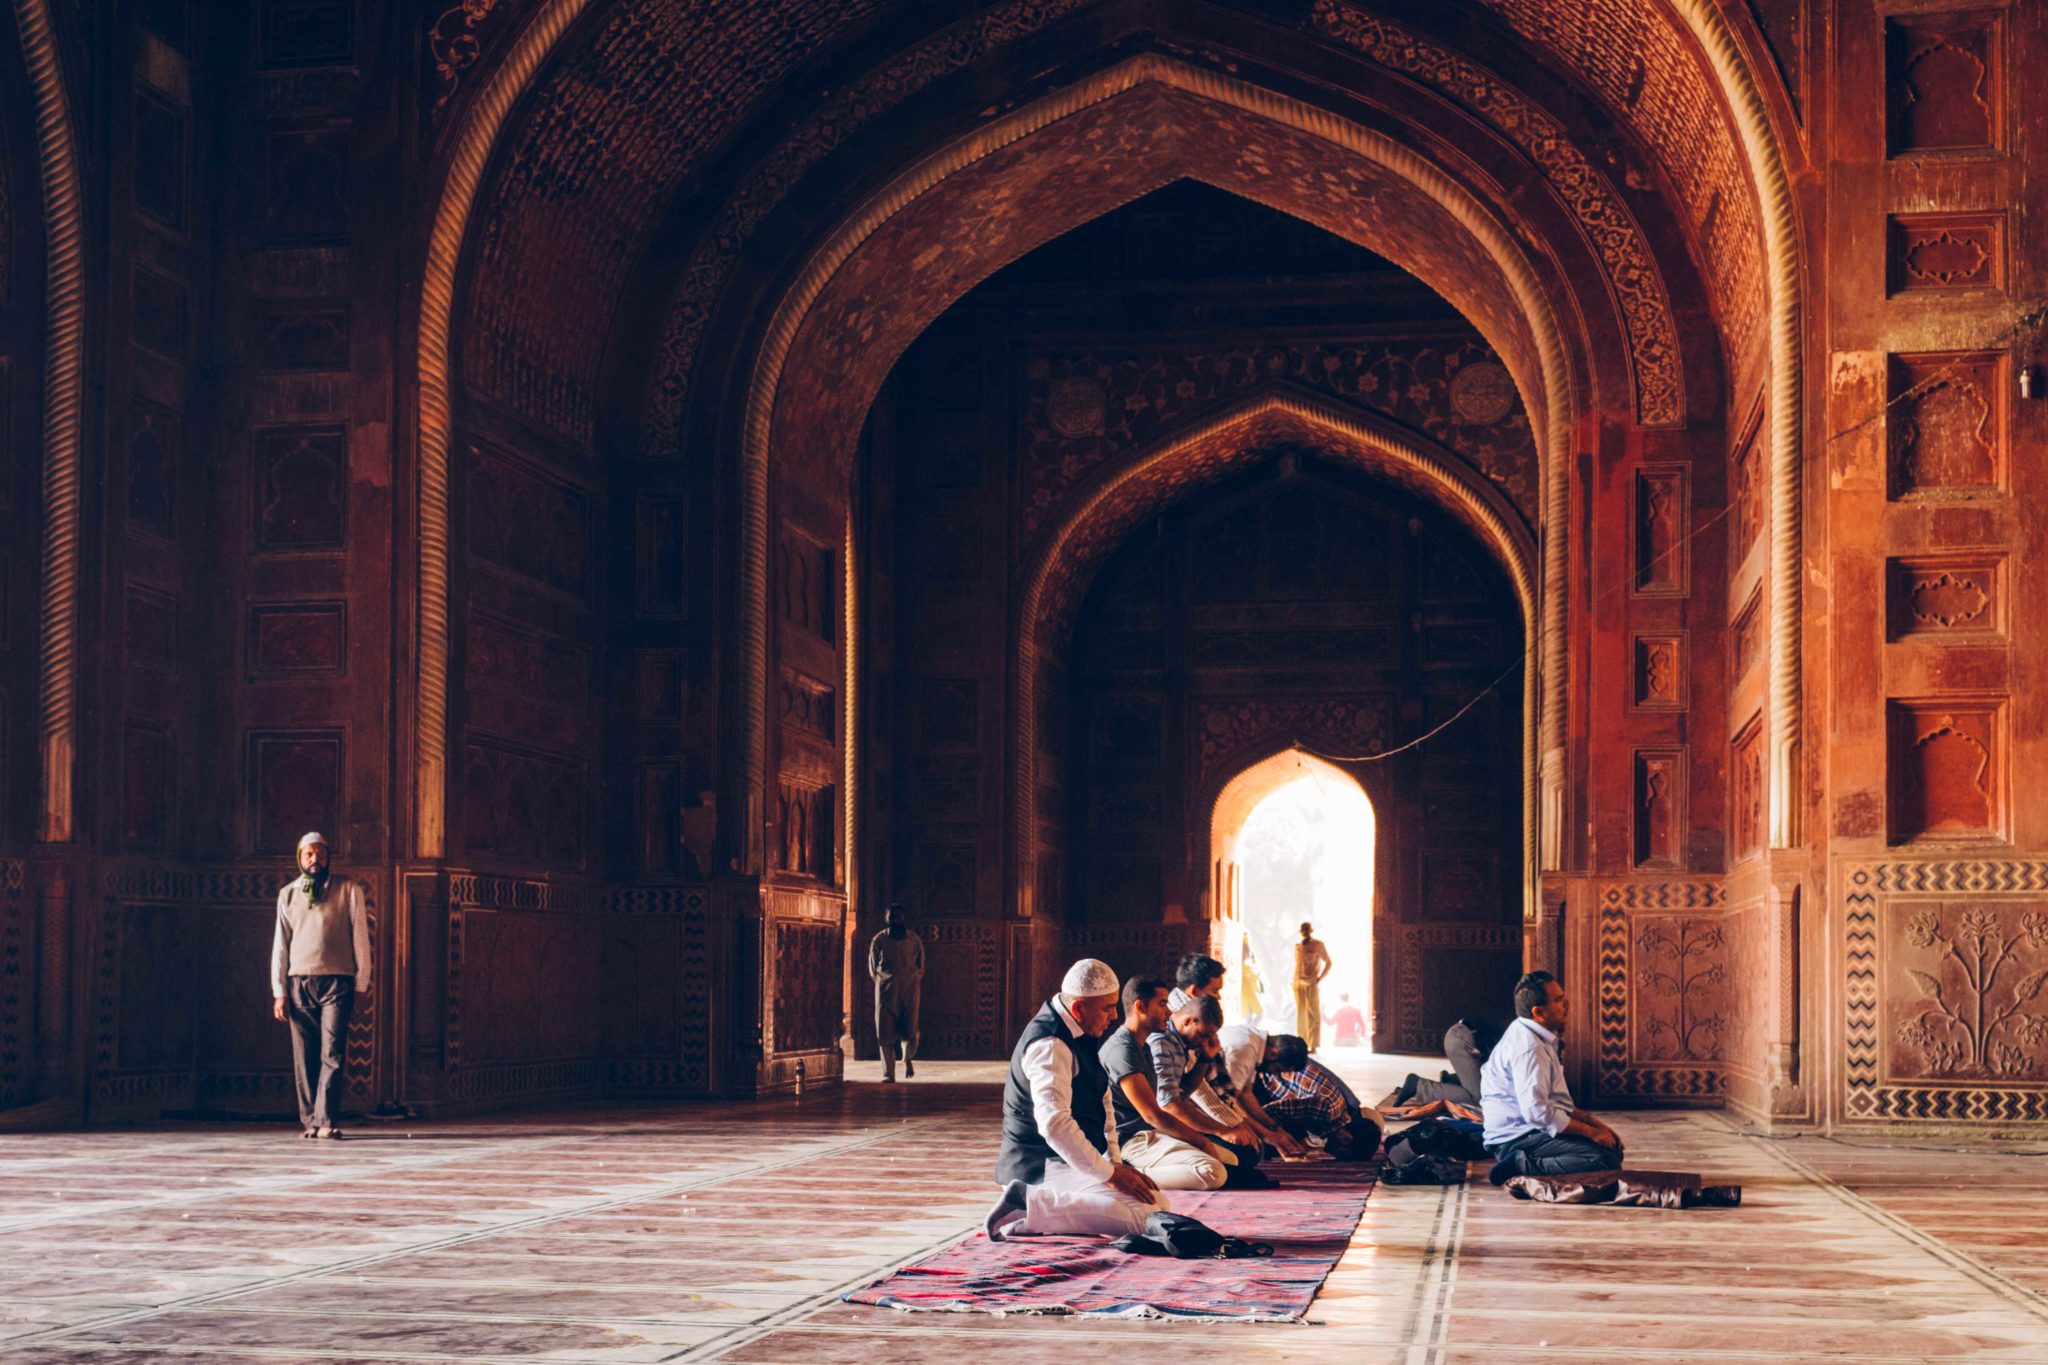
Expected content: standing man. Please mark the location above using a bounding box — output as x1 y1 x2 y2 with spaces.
269 833 370 1139
986 959 1167 1240
867 902 925 1082
1480 971 1624 1183
1293 922 1332 1050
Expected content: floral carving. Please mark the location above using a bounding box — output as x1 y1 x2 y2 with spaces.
1908 571 1990 629
1635 919 1725 1060
1895 907 2048 1078
427 0 510 125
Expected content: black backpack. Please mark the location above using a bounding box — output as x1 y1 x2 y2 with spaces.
1113 1211 1274 1259
1380 1153 1469 1185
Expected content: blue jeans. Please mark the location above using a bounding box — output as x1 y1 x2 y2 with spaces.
1487 1130 1620 1183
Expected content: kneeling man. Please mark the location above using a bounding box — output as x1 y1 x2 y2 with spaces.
987 959 1168 1240
1102 976 1232 1189
1481 971 1624 1183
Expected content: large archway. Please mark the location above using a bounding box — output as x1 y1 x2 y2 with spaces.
404 0 1811 1105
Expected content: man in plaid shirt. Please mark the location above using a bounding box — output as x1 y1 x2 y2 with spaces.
1254 1033 1382 1159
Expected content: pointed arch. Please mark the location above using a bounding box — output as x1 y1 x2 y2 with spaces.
1015 388 1538 918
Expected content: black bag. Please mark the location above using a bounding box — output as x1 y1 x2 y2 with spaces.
1380 1153 1468 1185
1113 1211 1274 1259
1385 1118 1488 1166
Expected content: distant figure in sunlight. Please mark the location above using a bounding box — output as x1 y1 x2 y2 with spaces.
1293 923 1332 1049
1330 993 1366 1047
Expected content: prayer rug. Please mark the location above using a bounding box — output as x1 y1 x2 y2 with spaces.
843 1161 1377 1321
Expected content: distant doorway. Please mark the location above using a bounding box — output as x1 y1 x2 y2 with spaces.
1210 749 1375 1047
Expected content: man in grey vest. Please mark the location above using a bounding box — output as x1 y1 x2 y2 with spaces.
269 832 371 1139
984 959 1167 1240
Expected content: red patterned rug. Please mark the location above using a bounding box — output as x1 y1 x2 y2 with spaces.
844 1162 1378 1321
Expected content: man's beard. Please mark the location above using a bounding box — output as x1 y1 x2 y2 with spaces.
887 924 905 939
301 867 331 901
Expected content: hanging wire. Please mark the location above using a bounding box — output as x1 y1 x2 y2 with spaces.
1288 497 1739 766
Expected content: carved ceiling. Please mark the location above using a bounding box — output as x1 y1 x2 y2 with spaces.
452 0 1785 452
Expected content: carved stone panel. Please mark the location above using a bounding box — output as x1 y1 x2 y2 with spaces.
779 669 835 741
1887 901 2048 1083
774 779 835 881
1846 863 2048 1123
636 762 681 876
254 426 347 552
918 678 978 751
1631 915 1727 1062
1731 588 1764 683
1633 634 1685 710
262 305 351 370
771 918 843 1053
1887 700 2004 843
132 89 187 233
1888 213 2006 294
637 650 684 723
1731 716 1765 862
635 496 686 617
127 406 178 541
462 738 588 870
1729 419 1763 561
247 601 347 677
122 722 173 849
1888 353 2004 499
263 127 351 242
1633 749 1687 870
260 0 355 67
776 527 835 642
125 583 178 673
916 843 978 916
1886 553 2003 640
1632 467 1688 596
247 730 343 856
467 444 592 598
1886 12 2003 156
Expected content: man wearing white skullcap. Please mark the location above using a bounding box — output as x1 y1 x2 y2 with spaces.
269 832 371 1138
984 958 1169 1240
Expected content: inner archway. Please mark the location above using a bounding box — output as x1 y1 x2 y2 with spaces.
1211 750 1376 1045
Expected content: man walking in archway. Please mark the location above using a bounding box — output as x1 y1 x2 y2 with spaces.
1293 922 1331 1051
868 902 924 1082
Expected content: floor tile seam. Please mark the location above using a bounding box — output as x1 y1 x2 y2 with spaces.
1409 1177 1467 1365
0 1110 973 1352
1709 1112 2048 1326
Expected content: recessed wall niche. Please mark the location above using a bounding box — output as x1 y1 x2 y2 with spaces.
1885 11 2003 157
1886 352 2005 500
1886 699 2005 844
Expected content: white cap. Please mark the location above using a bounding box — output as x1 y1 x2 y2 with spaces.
297 832 328 851
1061 958 1118 999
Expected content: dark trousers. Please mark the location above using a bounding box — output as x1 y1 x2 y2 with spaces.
286 974 354 1130
1408 1022 1483 1104
1488 1129 1621 1183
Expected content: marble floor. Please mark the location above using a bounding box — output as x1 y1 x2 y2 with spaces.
4 1059 2048 1362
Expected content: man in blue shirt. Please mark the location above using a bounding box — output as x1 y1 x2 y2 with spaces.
1480 971 1623 1184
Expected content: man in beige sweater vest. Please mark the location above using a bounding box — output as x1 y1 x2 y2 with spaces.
269 832 371 1138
